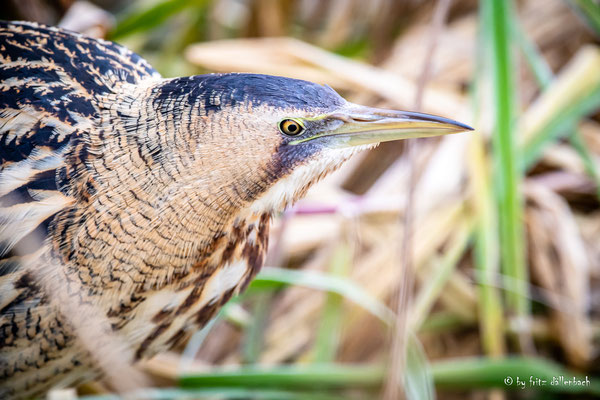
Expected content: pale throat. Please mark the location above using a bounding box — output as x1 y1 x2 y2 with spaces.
247 145 369 216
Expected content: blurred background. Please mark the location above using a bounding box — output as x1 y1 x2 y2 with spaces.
3 0 600 399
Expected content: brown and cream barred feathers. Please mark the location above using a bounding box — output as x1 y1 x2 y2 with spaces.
0 20 365 398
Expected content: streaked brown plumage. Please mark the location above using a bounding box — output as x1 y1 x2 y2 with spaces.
0 21 471 399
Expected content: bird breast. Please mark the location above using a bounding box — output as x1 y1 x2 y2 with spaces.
109 212 271 360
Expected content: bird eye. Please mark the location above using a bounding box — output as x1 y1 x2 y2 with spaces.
279 119 304 136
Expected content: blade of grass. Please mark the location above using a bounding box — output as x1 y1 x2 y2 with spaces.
242 292 271 363
564 0 600 37
312 242 352 363
179 310 222 370
483 0 529 320
79 388 363 400
180 364 384 390
410 219 472 330
180 300 248 369
404 334 435 400
250 267 394 325
109 0 206 40
432 357 600 394
418 312 469 334
178 359 600 395
470 1 507 360
469 134 507 357
513 22 553 89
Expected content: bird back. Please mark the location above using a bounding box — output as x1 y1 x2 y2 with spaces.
0 21 161 262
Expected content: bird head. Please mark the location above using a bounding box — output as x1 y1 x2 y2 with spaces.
147 74 472 216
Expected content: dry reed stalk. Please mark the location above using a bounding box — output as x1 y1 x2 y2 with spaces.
171 1 600 397
384 1 453 397
383 0 588 97
185 37 469 119
525 183 592 367
261 198 469 364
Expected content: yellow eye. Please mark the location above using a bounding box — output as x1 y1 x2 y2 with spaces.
279 119 304 136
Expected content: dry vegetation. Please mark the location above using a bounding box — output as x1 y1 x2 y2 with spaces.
6 0 599 398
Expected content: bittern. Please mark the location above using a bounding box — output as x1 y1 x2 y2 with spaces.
0 20 471 399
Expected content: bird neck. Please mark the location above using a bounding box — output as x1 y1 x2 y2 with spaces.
69 80 278 290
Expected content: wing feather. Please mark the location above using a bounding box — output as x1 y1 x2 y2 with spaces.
0 20 161 258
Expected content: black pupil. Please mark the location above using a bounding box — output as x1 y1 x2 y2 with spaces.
287 123 297 133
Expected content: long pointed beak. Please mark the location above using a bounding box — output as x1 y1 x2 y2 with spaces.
289 105 473 147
